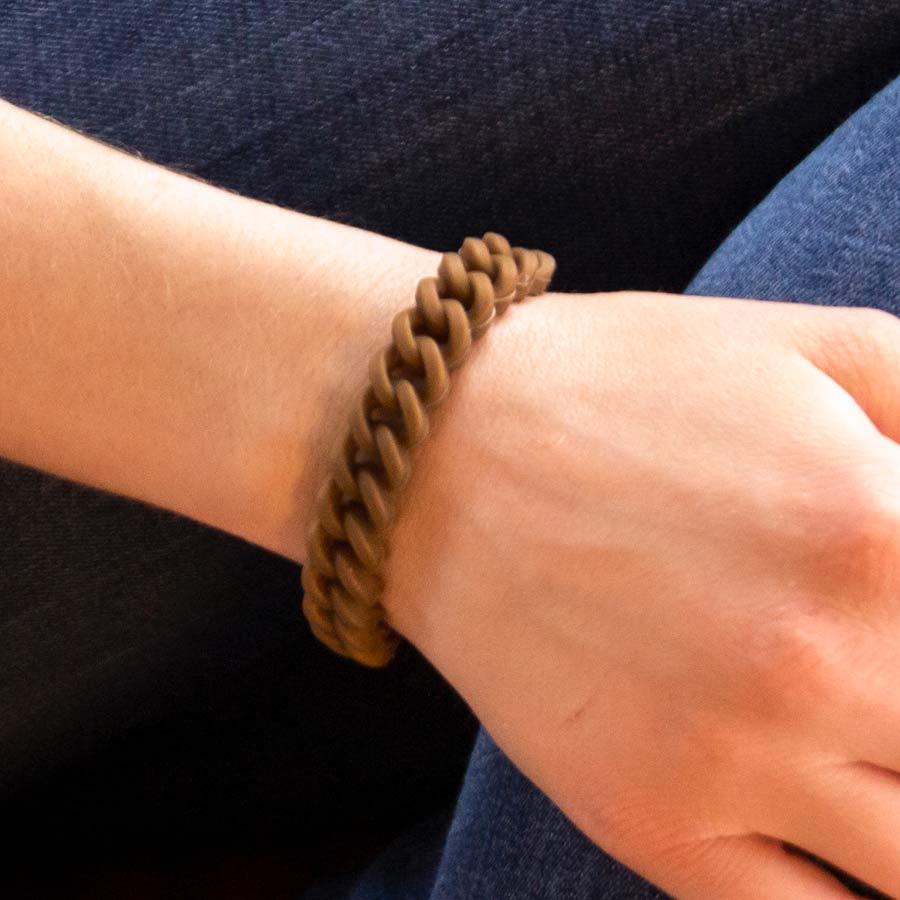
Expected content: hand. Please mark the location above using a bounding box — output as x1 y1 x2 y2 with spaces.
383 288 900 900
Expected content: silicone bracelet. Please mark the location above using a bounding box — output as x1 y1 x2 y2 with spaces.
301 231 557 666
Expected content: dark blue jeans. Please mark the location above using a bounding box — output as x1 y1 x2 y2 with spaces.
1 2 899 898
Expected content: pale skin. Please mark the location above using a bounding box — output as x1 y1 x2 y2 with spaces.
4 97 900 898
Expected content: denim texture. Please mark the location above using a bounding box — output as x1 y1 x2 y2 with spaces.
1 1 899 897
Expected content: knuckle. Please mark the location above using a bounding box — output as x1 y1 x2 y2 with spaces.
846 304 896 331
803 467 900 599
832 306 900 360
851 307 900 376
803 305 900 395
740 606 844 720
851 305 900 341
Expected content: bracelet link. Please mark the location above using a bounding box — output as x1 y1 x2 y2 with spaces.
300 232 557 667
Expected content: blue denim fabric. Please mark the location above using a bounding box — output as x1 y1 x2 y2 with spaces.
1 0 900 896
333 68 900 900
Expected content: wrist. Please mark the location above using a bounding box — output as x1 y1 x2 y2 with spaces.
378 286 557 649
244 225 440 563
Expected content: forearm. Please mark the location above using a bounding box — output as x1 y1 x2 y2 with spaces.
0 98 438 562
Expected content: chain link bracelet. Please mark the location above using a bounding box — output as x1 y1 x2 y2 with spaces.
300 231 557 666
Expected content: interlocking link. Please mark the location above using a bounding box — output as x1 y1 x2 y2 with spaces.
300 232 557 666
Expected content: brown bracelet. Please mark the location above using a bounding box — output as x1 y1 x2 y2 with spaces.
300 231 557 667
